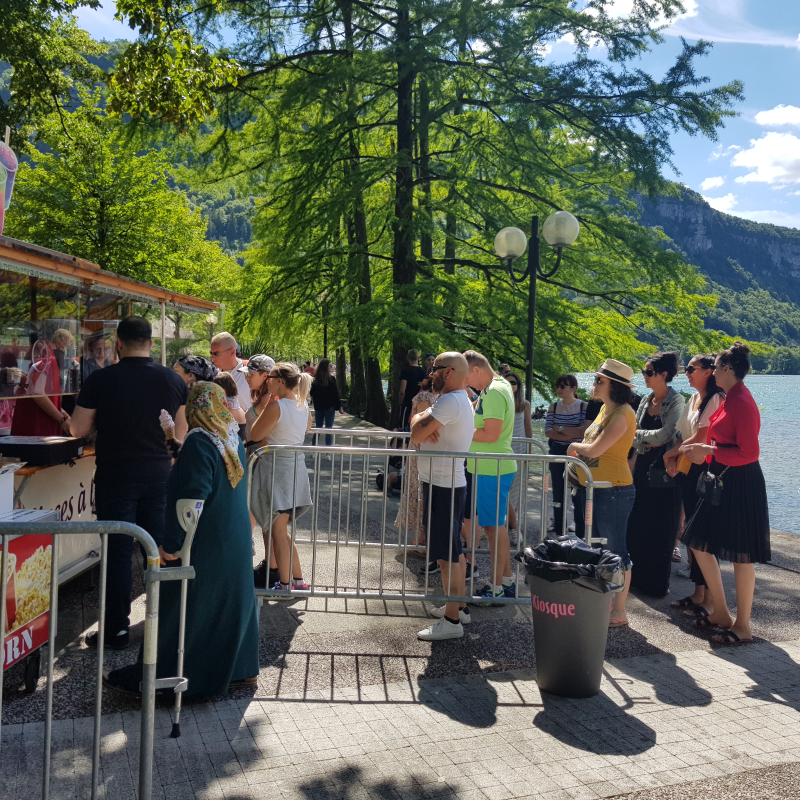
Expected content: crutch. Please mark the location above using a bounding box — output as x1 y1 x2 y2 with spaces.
170 498 204 738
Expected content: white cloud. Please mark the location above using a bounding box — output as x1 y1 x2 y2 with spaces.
754 105 800 128
709 144 742 162
664 0 800 49
732 209 800 230
731 132 800 185
702 193 738 213
601 0 699 25
699 176 725 191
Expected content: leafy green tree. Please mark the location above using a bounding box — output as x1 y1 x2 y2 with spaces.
4 92 240 301
106 0 743 422
0 0 103 147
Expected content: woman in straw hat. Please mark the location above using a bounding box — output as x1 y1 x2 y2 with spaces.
568 359 638 628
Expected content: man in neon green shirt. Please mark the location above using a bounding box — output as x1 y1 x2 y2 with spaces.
464 350 517 603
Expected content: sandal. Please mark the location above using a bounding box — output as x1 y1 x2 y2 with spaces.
670 596 700 609
693 616 722 629
683 606 709 619
711 630 753 646
672 547 682 563
609 618 629 629
228 677 258 691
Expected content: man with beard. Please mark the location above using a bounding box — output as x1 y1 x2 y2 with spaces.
410 352 475 640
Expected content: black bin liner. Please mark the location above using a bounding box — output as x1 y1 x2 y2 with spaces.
515 535 625 698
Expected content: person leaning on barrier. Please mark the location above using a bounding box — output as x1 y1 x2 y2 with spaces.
249 362 313 594
506 372 533 545
567 359 637 629
679 342 770 645
463 350 517 604
411 352 475 641
104 382 259 697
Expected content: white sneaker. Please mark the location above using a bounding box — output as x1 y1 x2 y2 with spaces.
567 522 576 532
429 606 471 625
547 518 555 532
508 529 519 546
417 617 464 641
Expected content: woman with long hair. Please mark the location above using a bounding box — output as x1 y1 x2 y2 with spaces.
680 343 770 644
544 374 587 536
626 351 685 598
568 359 638 627
663 354 724 609
506 372 533 545
394 377 437 551
309 357 343 446
249 362 314 594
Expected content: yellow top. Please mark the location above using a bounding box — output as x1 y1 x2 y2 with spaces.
577 404 636 487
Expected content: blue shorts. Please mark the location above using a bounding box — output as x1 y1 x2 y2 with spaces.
475 472 514 528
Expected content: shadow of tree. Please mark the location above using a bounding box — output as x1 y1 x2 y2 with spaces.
297 766 460 800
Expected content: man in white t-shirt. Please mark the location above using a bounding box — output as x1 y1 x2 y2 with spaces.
210 331 252 413
411 352 475 641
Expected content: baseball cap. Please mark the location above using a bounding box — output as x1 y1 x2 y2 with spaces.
237 354 275 373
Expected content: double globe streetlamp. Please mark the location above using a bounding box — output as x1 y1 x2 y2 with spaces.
494 211 581 403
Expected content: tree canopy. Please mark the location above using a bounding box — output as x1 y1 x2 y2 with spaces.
4 91 240 302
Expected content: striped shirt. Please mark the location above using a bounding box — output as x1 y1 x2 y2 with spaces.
545 399 587 443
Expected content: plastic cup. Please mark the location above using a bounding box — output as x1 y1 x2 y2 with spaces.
0 143 18 211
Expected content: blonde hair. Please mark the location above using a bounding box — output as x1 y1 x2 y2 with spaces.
274 362 311 406
464 350 491 371
210 331 236 350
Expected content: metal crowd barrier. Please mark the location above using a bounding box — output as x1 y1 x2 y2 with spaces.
248 431 602 605
0 520 190 800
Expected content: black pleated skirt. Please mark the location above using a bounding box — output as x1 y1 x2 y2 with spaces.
682 459 771 564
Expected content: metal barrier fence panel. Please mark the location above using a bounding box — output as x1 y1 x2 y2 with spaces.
249 430 602 605
0 520 190 800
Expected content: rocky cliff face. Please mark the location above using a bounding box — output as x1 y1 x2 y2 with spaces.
637 188 800 299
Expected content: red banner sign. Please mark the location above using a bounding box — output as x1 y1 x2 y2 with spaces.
2 534 52 670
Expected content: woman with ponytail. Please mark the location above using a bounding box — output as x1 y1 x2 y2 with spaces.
664 354 724 609
680 342 770 645
249 363 313 594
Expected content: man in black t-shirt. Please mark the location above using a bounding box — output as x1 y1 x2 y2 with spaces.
70 316 188 650
398 349 427 429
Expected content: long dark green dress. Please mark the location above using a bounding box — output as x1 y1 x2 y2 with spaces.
157 432 259 697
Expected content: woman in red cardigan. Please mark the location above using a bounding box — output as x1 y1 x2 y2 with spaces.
679 342 770 645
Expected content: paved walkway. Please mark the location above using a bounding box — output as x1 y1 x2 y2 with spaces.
3 636 800 800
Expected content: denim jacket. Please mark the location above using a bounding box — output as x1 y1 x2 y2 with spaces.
632 387 685 453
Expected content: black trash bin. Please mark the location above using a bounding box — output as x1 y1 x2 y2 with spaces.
517 535 624 698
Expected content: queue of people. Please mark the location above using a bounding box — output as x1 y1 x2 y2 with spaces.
83 319 769 701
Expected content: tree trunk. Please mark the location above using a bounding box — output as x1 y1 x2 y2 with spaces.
419 77 433 263
390 1 417 429
336 346 348 399
348 321 367 416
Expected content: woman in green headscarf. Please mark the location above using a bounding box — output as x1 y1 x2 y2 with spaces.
106 382 259 697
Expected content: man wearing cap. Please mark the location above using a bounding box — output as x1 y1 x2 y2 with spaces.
568 358 638 627
210 331 252 413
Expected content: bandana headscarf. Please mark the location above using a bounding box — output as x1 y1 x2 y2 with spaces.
178 355 218 382
185 382 244 488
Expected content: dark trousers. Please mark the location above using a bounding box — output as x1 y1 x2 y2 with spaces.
313 407 336 446
94 482 167 634
549 461 569 534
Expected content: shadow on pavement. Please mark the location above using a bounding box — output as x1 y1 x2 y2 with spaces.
298 766 459 800
607 628 713 708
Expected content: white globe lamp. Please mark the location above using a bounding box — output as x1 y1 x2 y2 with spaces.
494 227 528 260
542 211 580 248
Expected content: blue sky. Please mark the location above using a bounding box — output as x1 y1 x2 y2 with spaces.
76 0 800 230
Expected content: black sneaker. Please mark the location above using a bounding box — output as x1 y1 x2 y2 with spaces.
465 562 479 581
419 560 440 576
86 630 129 651
254 561 280 588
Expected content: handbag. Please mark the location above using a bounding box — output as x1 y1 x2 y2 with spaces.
696 466 729 507
647 447 676 489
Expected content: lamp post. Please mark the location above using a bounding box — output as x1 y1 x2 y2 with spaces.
494 211 580 403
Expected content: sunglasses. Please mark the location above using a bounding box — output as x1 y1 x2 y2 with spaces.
430 365 449 373
593 376 604 385
641 368 656 377
508 380 518 386
711 364 725 372
210 348 233 357
267 373 283 380
684 364 711 375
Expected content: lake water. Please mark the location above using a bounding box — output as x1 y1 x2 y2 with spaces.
533 374 800 535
